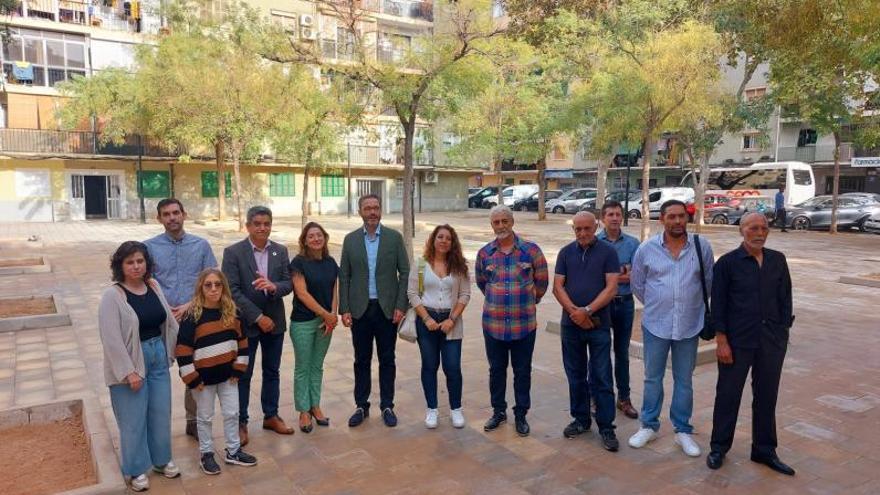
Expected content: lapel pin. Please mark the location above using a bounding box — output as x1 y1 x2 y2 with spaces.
272 251 277 256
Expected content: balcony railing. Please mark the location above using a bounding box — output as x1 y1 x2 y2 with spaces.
382 0 433 21
0 129 181 157
347 144 433 166
9 0 142 33
777 144 854 163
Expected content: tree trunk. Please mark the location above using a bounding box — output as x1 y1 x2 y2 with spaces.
595 153 613 214
698 154 711 231
231 145 245 232
829 131 841 235
402 120 416 259
536 157 547 221
216 141 226 221
640 133 655 240
301 161 311 230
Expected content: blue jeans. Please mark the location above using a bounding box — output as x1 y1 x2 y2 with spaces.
239 331 284 424
416 309 463 409
108 337 172 477
484 330 536 417
609 296 635 400
640 327 699 433
561 324 615 431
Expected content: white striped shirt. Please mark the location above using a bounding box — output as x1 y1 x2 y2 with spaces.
630 232 714 340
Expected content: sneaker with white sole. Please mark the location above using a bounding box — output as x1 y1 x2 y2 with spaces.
200 453 221 475
450 408 466 429
675 432 701 457
152 460 180 478
130 474 149 492
425 408 439 429
628 427 658 448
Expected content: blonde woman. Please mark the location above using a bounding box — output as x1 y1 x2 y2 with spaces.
176 268 257 475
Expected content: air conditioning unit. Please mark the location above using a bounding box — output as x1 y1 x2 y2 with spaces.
301 26 317 40
424 171 438 184
300 14 314 26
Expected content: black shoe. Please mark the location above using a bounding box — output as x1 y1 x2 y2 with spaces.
225 448 257 466
348 407 369 427
515 416 530 437
483 412 507 432
310 410 330 427
563 420 590 439
707 451 724 470
382 408 398 427
200 453 221 475
185 420 199 440
751 453 795 476
600 429 619 452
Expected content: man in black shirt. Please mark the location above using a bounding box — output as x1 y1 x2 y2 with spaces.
706 213 795 476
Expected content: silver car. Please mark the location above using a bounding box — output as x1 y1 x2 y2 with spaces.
545 188 597 214
864 210 880 234
787 195 880 231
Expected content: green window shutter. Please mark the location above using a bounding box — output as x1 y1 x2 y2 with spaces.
202 171 233 198
140 171 170 198
321 175 345 197
269 172 295 197
224 172 232 198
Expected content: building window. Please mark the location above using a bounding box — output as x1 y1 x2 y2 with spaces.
140 171 171 198
665 175 682 186
637 178 658 189
201 171 232 198
744 87 767 101
797 128 818 147
742 133 761 151
269 172 295 197
320 175 345 197
1 28 87 87
504 178 515 185
395 177 405 197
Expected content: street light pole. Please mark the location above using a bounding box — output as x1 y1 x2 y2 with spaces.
346 142 352 218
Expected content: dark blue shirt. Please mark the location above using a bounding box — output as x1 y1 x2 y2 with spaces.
555 239 620 327
710 245 793 349
775 191 785 210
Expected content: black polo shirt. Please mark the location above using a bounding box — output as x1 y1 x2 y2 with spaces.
555 238 619 328
710 245 793 349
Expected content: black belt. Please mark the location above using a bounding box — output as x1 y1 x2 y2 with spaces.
614 294 633 301
424 307 451 314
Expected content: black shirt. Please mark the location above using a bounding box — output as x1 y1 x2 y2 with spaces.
121 284 167 341
710 245 793 349
289 255 339 322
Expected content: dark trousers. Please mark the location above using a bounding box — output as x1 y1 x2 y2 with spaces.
608 296 635 400
776 208 787 230
238 331 284 424
710 334 787 457
352 300 397 411
484 330 536 418
562 324 616 431
416 309 463 409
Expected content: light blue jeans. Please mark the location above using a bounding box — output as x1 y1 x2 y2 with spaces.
193 380 240 455
640 327 699 434
108 337 173 477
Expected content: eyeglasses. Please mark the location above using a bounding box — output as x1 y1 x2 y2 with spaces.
203 281 223 289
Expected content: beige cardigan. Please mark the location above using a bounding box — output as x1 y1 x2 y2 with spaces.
406 257 471 340
98 279 179 387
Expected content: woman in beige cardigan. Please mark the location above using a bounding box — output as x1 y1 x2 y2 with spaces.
98 241 180 491
407 224 471 429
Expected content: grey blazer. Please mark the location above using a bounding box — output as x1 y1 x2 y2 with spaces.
221 238 292 337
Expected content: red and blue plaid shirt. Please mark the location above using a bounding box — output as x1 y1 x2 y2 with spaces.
476 234 549 341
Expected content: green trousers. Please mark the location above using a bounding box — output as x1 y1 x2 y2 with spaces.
289 317 333 412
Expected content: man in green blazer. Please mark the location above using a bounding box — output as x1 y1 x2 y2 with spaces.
340 194 410 428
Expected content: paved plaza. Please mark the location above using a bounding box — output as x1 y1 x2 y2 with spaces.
1 211 878 494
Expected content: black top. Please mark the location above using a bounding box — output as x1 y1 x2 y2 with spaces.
554 239 620 328
121 284 166 341
289 255 339 322
710 245 793 349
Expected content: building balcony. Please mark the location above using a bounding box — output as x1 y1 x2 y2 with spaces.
0 128 182 157
777 144 853 163
345 144 434 167
381 0 433 22
8 0 145 33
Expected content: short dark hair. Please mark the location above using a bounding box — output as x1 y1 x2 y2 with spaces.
110 241 153 283
358 194 381 209
660 199 687 215
246 206 273 224
601 200 623 217
156 198 184 215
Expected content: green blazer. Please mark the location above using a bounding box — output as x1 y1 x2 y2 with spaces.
339 224 410 320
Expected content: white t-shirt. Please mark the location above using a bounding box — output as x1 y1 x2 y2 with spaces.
420 262 454 310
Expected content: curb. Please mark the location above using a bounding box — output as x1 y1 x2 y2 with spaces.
0 294 72 333
838 276 880 288
0 256 52 276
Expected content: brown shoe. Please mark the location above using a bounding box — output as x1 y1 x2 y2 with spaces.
239 423 249 447
262 416 295 435
617 399 639 419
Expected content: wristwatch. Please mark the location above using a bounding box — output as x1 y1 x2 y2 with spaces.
583 305 593 315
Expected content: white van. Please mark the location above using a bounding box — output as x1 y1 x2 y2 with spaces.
483 184 540 208
626 187 695 219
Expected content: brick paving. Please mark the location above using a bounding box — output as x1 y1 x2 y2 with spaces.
0 211 878 494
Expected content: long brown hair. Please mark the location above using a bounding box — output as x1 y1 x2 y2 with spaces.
423 224 468 277
298 221 330 260
187 268 237 327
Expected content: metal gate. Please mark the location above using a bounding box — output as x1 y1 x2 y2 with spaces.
356 179 384 208
106 174 121 219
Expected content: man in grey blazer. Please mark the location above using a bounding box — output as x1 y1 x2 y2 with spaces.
340 194 410 428
222 206 294 445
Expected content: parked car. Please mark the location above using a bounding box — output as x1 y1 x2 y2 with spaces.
841 192 880 204
863 210 880 234
578 190 641 214
469 187 482 196
704 197 776 225
686 193 732 219
468 186 499 208
513 190 562 211
545 188 597 214
786 195 880 231
627 187 695 219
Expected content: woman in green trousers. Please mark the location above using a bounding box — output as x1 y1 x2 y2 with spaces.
289 222 339 433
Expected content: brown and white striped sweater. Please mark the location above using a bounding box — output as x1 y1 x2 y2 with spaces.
175 308 248 388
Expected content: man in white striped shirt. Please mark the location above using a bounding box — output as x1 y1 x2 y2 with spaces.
628 200 714 457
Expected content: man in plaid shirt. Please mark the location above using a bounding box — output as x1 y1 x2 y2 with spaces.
476 205 549 437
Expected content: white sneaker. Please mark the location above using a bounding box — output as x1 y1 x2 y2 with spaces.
628 427 658 448
425 408 439 429
130 474 149 492
153 460 180 478
675 432 701 457
450 408 466 429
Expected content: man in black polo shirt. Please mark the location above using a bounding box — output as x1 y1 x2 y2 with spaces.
552 211 621 451
707 212 795 475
